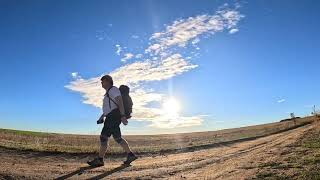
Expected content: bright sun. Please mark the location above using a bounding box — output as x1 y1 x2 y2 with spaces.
162 98 181 117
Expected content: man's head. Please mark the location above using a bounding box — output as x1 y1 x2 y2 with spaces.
100 75 113 90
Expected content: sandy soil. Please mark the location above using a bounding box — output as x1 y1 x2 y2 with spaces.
0 123 316 180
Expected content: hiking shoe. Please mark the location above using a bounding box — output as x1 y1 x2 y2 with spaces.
87 157 104 167
123 153 138 165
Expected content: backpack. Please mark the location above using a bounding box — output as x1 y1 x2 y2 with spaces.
107 85 133 119
119 85 133 118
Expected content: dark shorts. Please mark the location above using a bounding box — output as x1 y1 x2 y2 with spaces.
101 108 122 139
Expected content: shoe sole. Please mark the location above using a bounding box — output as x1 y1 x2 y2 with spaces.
87 162 104 167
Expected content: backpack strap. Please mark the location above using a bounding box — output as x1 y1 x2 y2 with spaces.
106 86 119 109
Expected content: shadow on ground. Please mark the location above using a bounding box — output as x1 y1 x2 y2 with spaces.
55 164 130 180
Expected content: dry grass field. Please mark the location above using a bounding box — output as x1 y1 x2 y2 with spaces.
0 116 315 155
0 116 319 179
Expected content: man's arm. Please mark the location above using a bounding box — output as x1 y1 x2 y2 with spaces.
97 113 106 124
115 95 128 125
115 95 125 116
99 113 106 118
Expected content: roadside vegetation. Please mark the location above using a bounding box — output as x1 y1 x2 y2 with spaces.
249 119 320 180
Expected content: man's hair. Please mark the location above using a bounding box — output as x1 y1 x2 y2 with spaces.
100 75 113 85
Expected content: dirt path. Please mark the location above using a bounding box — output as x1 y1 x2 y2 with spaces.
0 123 315 180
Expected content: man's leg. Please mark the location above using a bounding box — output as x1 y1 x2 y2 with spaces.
87 134 108 166
117 137 132 153
99 134 109 158
113 127 137 164
113 126 132 153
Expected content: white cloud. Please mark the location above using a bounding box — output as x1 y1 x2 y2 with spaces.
145 43 162 55
110 53 197 85
229 28 239 34
71 72 82 80
145 7 244 55
97 36 104 40
149 115 204 128
71 72 78 78
121 53 134 62
66 53 198 127
192 38 200 45
277 99 286 103
115 44 122 55
131 35 139 39
66 4 244 129
135 54 143 59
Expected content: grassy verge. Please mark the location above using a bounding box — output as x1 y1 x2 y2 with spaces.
250 121 320 180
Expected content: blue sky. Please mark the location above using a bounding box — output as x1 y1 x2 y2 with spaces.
1 0 320 135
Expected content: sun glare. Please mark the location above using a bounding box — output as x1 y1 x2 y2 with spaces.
162 98 181 117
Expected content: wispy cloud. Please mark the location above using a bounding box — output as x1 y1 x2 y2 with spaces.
135 54 143 59
229 28 239 34
150 115 204 128
115 44 122 55
145 6 243 56
131 35 139 39
121 53 134 62
192 38 200 45
66 4 244 128
71 72 78 78
71 72 82 80
277 99 286 103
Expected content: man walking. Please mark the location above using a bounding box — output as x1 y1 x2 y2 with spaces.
87 75 137 167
